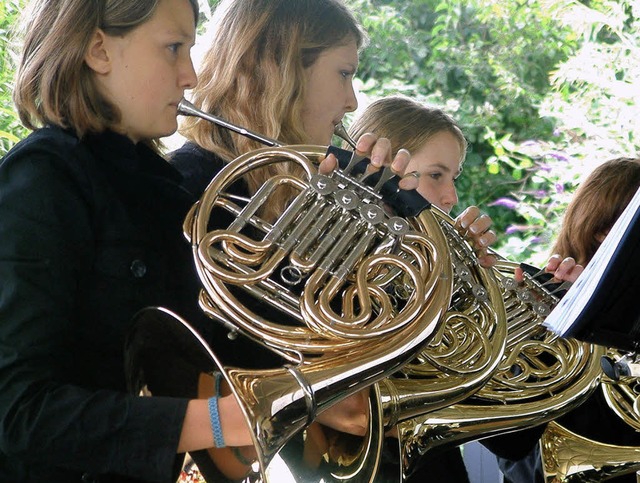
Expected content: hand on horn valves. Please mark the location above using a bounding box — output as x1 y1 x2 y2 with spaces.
318 132 418 191
455 205 498 268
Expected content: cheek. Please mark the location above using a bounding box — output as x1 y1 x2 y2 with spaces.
299 108 314 134
417 179 437 202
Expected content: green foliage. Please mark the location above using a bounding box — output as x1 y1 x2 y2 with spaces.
0 0 26 157
349 0 639 263
491 0 640 263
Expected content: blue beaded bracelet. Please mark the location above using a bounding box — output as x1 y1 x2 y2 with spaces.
208 373 225 448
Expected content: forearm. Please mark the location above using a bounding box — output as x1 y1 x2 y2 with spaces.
178 395 253 452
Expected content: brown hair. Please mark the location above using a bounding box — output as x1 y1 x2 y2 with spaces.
551 157 640 265
181 0 365 219
13 0 199 138
347 95 467 162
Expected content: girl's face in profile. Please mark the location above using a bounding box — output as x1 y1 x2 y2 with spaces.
300 40 359 145
89 0 198 143
404 130 463 214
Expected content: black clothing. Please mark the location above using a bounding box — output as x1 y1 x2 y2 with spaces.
407 446 470 483
169 141 226 200
0 126 204 482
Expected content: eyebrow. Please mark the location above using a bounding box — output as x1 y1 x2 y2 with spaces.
164 26 196 44
428 162 460 174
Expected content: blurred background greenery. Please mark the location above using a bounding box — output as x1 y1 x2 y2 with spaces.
2 0 639 264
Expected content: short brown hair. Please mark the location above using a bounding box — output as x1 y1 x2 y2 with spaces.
13 0 199 138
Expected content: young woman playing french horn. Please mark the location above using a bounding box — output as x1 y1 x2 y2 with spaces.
346 94 595 482
170 1 498 481
498 157 640 483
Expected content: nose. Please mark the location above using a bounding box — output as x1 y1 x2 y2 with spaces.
440 183 458 213
345 81 358 113
180 57 198 90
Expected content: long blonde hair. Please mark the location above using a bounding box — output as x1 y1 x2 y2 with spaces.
14 0 199 139
551 157 640 265
181 0 364 219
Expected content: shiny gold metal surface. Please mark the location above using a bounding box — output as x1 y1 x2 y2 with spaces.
539 348 640 483
167 101 456 482
542 420 640 482
378 206 509 429
394 254 604 479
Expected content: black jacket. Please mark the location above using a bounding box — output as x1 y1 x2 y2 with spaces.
0 126 204 482
169 141 226 200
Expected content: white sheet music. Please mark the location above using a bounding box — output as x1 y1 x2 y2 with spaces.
544 186 640 336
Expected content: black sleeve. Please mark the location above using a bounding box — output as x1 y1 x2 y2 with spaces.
170 142 226 198
479 424 547 460
0 136 188 480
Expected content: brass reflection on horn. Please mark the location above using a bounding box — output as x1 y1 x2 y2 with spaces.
394 248 604 479
541 420 640 482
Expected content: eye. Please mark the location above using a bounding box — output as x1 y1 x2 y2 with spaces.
340 70 355 79
429 172 442 180
168 43 182 54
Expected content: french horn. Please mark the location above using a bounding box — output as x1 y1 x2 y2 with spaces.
125 99 457 482
333 125 510 431
393 253 604 479
541 420 640 482
333 125 603 480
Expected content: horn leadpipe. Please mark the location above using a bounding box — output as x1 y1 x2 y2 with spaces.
178 98 282 148
333 121 357 149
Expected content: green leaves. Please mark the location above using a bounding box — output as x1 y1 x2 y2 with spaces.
0 0 24 157
346 0 640 262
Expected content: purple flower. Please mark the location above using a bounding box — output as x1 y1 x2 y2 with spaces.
545 150 570 162
533 190 547 199
555 183 564 194
521 189 548 199
505 225 526 234
489 197 519 210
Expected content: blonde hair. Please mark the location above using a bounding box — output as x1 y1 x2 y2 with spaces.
14 0 199 139
551 157 640 265
348 95 467 162
181 0 364 219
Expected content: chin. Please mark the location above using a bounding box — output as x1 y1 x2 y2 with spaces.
158 122 179 139
308 129 333 146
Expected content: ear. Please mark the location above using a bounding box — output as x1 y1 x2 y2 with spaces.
84 29 111 75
